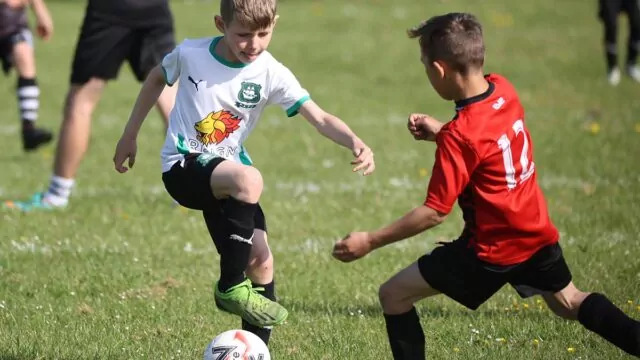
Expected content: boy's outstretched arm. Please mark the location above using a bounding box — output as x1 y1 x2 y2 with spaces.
333 130 477 262
332 205 447 262
113 64 167 173
298 100 375 175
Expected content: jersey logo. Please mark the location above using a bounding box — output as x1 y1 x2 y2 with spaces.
236 81 262 108
188 76 204 91
492 97 505 110
194 110 241 145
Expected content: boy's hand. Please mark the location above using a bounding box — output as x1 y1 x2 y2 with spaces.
3 0 28 8
332 232 374 262
408 113 444 141
351 143 375 175
35 16 53 40
113 135 137 173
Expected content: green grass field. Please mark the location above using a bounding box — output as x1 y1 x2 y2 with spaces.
1 0 640 359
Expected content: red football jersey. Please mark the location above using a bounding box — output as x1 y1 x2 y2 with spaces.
424 74 559 266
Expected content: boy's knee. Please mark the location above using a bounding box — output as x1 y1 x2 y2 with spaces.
552 289 590 320
248 248 273 274
233 166 263 202
379 281 403 313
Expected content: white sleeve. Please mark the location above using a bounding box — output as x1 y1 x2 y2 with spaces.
268 63 310 117
161 45 181 86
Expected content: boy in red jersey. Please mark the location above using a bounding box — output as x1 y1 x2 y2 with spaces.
332 12 640 360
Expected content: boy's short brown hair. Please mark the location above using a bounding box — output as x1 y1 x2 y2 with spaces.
220 0 277 30
408 12 485 74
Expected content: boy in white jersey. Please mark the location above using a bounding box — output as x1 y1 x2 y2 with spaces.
113 0 375 346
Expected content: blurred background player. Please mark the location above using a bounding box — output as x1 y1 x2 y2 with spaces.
598 0 640 85
0 0 54 151
4 0 177 210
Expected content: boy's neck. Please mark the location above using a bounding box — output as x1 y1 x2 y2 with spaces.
214 36 242 64
452 72 490 102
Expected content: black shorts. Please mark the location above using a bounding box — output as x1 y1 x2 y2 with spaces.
0 28 31 75
417 239 572 310
70 10 175 84
599 0 640 20
162 154 267 252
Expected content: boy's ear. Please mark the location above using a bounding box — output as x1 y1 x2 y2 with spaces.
214 15 225 33
432 60 446 79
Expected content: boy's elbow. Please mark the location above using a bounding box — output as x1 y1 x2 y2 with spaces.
424 206 447 226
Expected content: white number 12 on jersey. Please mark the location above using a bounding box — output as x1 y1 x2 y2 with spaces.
497 119 535 190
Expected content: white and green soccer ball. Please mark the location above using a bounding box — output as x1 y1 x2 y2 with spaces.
204 329 270 360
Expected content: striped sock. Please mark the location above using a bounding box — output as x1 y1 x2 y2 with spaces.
17 77 40 132
43 175 75 207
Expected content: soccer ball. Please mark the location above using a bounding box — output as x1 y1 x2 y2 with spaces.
203 329 270 360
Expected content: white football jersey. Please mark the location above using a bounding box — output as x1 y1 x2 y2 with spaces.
160 36 310 172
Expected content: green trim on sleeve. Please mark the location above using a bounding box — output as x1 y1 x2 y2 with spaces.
286 95 310 117
162 65 175 86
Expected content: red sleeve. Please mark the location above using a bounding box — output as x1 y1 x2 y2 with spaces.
424 129 479 214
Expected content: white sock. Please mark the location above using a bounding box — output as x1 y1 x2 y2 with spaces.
44 175 75 206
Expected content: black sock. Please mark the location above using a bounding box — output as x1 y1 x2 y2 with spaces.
627 40 639 67
384 307 425 360
17 77 39 132
217 197 258 292
578 293 640 356
604 41 618 71
242 281 275 345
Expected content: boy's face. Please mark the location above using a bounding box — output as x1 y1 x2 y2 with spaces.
421 53 454 101
215 16 276 64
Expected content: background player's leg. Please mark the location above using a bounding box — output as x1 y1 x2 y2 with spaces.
599 0 621 85
379 262 440 360
4 13 132 210
543 282 639 356
243 228 276 345
625 0 640 81
38 79 105 207
11 31 52 151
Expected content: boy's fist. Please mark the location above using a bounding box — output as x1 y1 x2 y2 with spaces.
407 113 444 141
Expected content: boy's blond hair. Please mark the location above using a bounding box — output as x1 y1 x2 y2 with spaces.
220 0 277 30
408 12 485 74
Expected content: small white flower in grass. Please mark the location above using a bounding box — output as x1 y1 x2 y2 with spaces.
133 257 139 262
183 243 193 253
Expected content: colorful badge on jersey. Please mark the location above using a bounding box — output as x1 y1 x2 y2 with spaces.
236 81 262 108
194 110 241 146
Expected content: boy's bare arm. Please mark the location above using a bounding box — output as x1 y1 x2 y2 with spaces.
28 0 53 40
332 205 447 262
408 113 444 141
298 100 375 175
113 65 167 173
